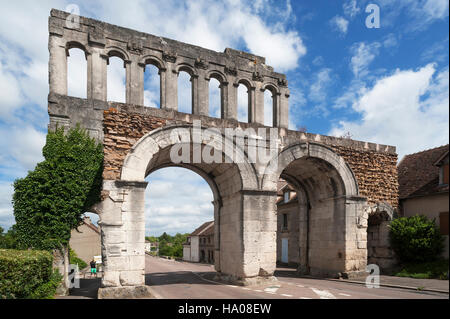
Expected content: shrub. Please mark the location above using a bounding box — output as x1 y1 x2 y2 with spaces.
389 215 444 263
0 249 60 299
69 247 87 270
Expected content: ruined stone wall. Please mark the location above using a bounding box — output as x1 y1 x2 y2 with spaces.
332 146 399 208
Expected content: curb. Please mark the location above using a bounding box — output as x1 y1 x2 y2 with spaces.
324 278 449 294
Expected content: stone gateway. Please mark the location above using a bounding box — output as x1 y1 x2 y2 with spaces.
47 9 398 297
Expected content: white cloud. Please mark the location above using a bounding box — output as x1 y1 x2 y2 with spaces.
330 15 349 35
350 42 381 78
308 68 332 103
329 64 449 160
343 0 360 18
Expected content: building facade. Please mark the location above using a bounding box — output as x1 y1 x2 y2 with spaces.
69 216 101 264
183 221 214 264
398 145 449 258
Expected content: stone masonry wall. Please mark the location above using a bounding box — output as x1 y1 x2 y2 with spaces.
103 108 165 180
333 146 398 209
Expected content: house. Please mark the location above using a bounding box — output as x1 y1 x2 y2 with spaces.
69 216 101 264
398 144 449 258
183 221 214 264
276 180 300 266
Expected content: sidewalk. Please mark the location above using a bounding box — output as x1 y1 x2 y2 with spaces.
336 275 449 293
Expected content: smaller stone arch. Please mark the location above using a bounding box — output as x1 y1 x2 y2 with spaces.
236 78 255 90
175 63 198 77
105 46 130 65
140 55 166 71
65 40 90 58
206 70 228 84
261 142 359 197
261 82 280 95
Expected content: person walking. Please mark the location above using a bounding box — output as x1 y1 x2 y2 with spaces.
90 259 97 278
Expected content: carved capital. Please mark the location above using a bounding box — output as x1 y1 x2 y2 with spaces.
127 39 143 55
162 51 177 63
194 58 208 70
252 71 264 82
224 66 238 76
277 78 288 87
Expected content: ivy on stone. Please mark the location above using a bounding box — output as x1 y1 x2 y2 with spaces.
12 126 103 251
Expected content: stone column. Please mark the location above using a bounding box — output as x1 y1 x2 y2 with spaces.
228 83 239 121
272 92 281 128
49 34 67 95
220 82 229 119
87 48 107 101
248 86 256 123
195 71 209 116
279 88 289 129
97 180 152 298
159 68 166 109
254 85 265 125
126 58 144 106
163 62 178 111
213 199 221 273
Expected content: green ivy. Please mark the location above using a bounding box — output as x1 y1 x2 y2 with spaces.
12 126 103 251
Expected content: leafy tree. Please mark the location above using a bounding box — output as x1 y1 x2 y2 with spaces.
12 126 103 251
389 215 444 263
0 225 21 249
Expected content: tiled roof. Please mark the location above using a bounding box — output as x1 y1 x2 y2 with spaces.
398 144 449 199
191 221 214 236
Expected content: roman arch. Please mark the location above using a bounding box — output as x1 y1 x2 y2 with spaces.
47 9 399 297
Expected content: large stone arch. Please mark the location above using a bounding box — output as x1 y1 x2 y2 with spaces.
262 142 367 277
98 124 265 293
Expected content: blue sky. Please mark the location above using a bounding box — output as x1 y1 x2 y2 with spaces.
0 0 448 235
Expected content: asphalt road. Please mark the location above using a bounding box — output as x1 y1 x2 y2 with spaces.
145 255 448 299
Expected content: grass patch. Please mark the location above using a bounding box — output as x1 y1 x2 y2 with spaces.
394 259 449 280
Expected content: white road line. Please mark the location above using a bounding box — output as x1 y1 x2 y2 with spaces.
339 293 351 297
281 294 293 297
264 286 280 293
253 290 263 292
311 288 337 299
296 284 304 288
242 287 251 290
228 285 238 288
300 297 312 299
265 291 276 294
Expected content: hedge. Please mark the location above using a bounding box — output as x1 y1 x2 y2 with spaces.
0 249 61 299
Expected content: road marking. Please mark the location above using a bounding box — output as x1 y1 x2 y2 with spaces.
339 293 351 297
296 284 304 288
281 294 293 297
242 287 251 290
264 286 280 293
265 291 276 294
253 289 263 292
228 285 238 288
311 288 336 299
300 297 312 299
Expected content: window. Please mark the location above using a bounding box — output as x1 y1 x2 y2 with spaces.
443 164 449 185
284 191 290 203
440 212 449 235
282 213 288 230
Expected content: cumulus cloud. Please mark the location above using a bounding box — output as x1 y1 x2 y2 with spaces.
145 168 214 236
329 64 449 160
330 15 349 35
350 42 381 78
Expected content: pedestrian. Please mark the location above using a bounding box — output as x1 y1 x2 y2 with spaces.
90 259 97 278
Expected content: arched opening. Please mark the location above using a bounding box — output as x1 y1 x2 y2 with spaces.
177 71 193 114
268 143 361 278
107 54 126 103
144 167 214 268
209 77 221 118
237 83 250 123
143 63 160 108
263 89 274 127
67 48 87 98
